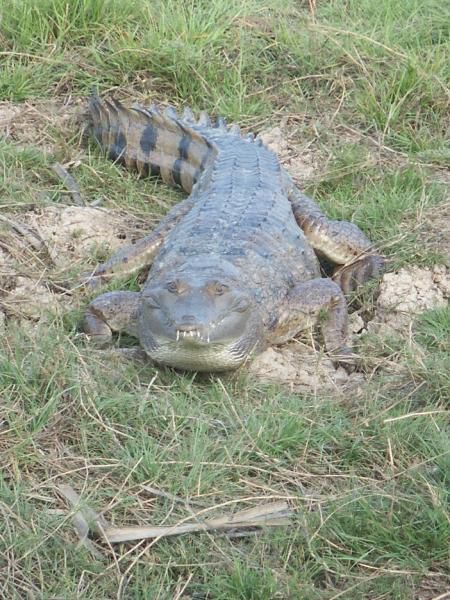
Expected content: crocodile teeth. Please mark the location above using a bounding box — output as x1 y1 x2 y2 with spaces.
175 328 212 343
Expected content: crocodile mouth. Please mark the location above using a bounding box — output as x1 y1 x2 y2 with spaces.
139 321 257 371
174 317 226 345
137 283 261 370
175 328 212 344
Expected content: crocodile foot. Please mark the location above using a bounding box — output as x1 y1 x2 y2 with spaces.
269 277 354 369
333 255 386 295
82 290 140 345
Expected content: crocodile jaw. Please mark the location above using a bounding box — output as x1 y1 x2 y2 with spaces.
138 322 261 371
138 308 262 371
143 337 258 372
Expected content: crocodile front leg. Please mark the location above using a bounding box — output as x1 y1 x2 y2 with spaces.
283 172 384 294
83 291 140 346
83 194 198 287
268 278 352 363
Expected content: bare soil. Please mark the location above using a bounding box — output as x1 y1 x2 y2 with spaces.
0 98 84 154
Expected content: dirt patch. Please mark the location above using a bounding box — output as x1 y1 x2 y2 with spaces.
27 205 138 266
0 98 84 155
4 276 63 320
0 103 22 133
248 343 365 393
259 124 321 185
0 205 143 321
419 201 450 261
368 265 449 335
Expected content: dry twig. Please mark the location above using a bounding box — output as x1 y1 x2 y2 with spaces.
51 162 86 206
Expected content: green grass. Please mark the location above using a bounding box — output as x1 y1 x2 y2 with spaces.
1 0 449 598
1 319 449 597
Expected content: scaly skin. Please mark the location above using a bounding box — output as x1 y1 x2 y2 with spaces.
82 94 383 371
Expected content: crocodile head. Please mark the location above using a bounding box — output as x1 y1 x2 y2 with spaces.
137 264 262 371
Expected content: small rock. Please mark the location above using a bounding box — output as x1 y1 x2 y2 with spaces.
349 313 365 335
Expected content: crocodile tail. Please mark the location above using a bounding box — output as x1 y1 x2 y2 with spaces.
88 93 217 193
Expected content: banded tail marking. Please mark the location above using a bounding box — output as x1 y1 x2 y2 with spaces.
89 94 217 193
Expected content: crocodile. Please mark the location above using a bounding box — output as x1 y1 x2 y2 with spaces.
82 94 384 372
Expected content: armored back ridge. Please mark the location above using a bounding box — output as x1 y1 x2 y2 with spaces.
82 94 384 371
89 95 216 193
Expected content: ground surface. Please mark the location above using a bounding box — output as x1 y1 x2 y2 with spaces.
0 1 449 599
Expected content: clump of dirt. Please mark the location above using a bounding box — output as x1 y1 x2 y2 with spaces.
368 265 449 335
5 276 63 320
27 206 138 266
0 103 22 134
248 343 365 393
0 229 62 320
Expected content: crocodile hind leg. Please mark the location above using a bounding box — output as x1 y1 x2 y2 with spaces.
283 172 384 294
268 278 353 365
82 194 198 288
83 291 140 346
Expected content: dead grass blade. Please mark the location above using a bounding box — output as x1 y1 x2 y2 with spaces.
58 484 292 545
104 500 293 544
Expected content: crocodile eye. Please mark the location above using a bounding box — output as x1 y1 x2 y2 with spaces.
214 283 229 295
166 281 178 293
